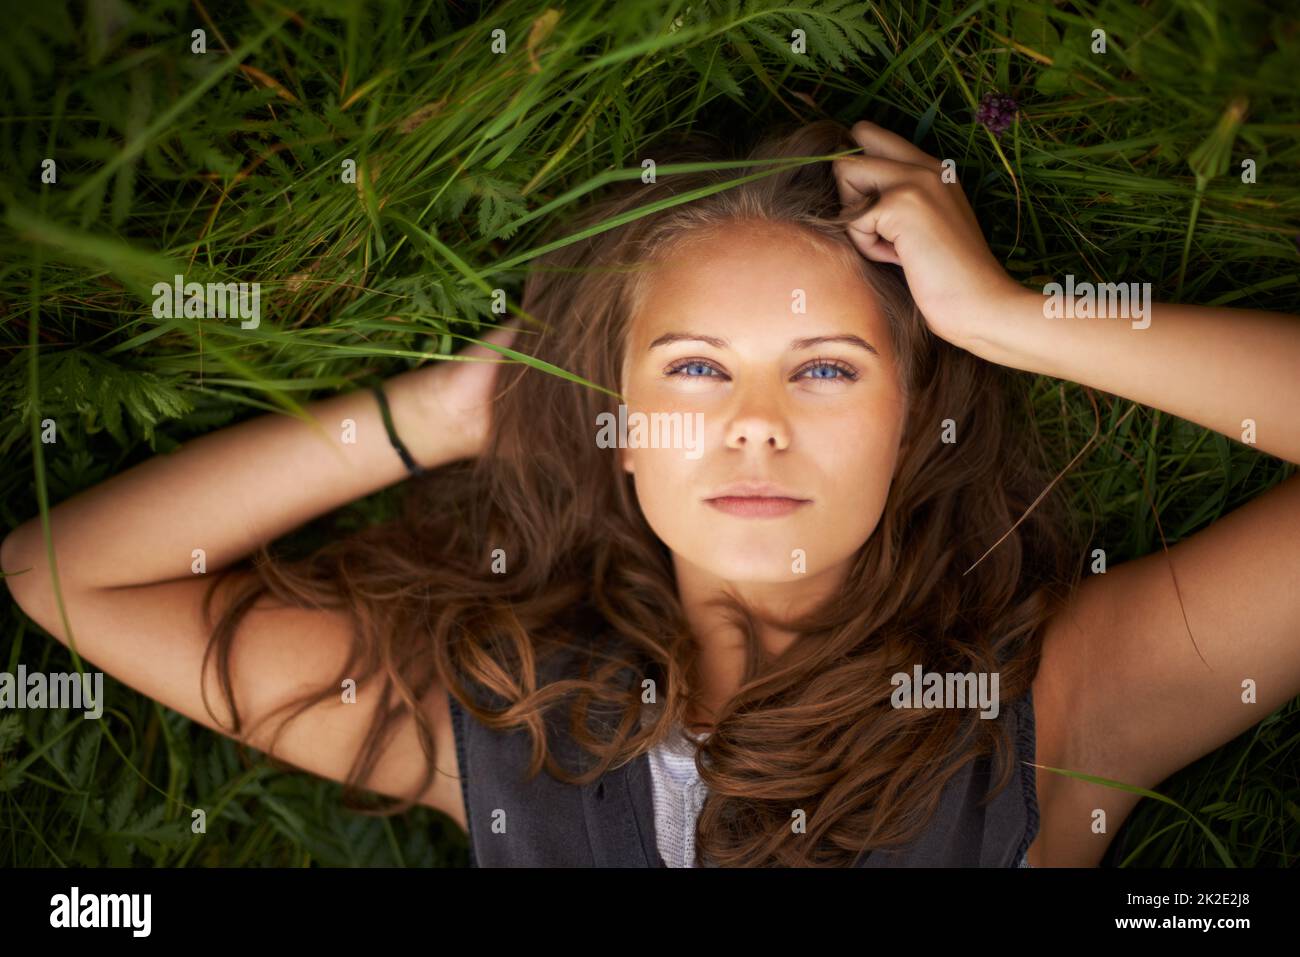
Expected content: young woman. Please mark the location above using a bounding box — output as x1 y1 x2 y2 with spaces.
4 119 1298 868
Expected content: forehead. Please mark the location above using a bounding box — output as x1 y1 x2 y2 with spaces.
625 221 890 351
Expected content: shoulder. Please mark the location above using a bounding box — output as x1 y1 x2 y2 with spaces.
1029 618 1142 866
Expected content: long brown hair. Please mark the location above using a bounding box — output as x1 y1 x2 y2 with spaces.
202 118 1082 867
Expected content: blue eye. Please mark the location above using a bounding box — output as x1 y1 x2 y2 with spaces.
800 360 859 382
662 357 860 382
665 360 723 378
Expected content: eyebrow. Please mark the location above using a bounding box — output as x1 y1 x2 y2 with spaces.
647 332 879 356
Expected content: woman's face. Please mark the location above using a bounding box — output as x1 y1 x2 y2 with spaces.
617 221 909 585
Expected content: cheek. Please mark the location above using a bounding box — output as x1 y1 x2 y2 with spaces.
806 401 905 529
630 443 698 499
824 413 901 485
625 449 702 553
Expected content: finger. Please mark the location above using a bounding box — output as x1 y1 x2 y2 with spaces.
833 153 931 208
479 320 520 349
844 189 912 250
849 120 943 173
846 224 901 265
452 321 521 361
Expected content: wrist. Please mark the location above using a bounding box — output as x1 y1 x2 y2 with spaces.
383 366 471 470
959 283 1064 377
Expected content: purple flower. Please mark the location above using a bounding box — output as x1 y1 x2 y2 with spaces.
976 92 1019 138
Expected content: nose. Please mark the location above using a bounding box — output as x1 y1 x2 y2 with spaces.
724 390 791 452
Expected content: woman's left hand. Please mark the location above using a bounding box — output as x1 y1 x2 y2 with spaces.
832 120 1027 349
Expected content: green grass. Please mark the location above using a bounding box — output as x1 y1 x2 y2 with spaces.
1 0 1297 866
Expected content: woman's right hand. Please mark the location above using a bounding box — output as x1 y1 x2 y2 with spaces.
420 320 521 461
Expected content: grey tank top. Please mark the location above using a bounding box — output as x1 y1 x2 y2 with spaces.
446 638 1040 867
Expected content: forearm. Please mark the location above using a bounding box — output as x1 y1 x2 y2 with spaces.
1 366 458 590
964 288 1300 466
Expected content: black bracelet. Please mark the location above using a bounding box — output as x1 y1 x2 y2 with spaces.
368 382 426 477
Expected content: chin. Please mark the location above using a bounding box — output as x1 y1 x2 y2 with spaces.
689 546 811 585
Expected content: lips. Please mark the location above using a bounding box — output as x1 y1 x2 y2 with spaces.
705 496 809 518
704 481 808 500
703 481 811 519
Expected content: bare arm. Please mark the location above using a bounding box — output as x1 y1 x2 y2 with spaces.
1 363 467 592
964 291 1300 468
0 337 513 827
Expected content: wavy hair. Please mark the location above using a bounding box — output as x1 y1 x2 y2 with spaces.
202 118 1082 867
